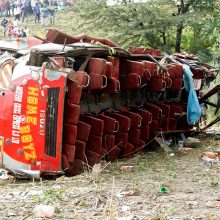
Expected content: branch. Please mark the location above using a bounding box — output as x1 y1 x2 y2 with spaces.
180 0 184 7
109 8 131 22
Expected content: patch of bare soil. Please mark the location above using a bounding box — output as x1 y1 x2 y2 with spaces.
0 134 220 220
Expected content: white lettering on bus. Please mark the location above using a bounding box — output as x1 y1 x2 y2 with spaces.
12 86 23 144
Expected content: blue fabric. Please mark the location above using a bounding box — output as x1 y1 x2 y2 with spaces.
183 65 201 125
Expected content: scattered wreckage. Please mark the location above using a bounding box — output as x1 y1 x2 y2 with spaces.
0 29 219 178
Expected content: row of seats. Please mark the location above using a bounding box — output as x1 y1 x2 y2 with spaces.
85 57 185 92
60 71 192 176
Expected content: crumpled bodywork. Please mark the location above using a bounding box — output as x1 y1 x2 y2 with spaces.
0 29 219 179
0 60 67 178
0 37 43 52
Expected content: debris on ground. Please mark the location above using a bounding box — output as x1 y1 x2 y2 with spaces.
184 137 201 147
160 187 169 193
206 130 220 135
0 169 13 180
119 165 134 173
201 151 219 159
215 204 220 209
213 149 220 156
206 129 220 140
33 204 55 218
92 163 102 175
116 190 139 198
201 151 219 165
178 147 193 151
155 137 172 153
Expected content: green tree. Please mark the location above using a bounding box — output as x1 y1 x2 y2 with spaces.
73 0 176 51
72 0 220 58
168 0 219 52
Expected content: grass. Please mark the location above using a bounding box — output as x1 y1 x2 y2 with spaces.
0 7 80 39
0 134 219 219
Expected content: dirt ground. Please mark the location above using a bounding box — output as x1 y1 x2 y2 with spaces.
0 133 219 220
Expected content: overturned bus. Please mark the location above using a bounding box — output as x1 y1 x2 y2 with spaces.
0 29 219 178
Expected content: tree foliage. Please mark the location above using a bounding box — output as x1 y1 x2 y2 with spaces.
72 0 220 61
